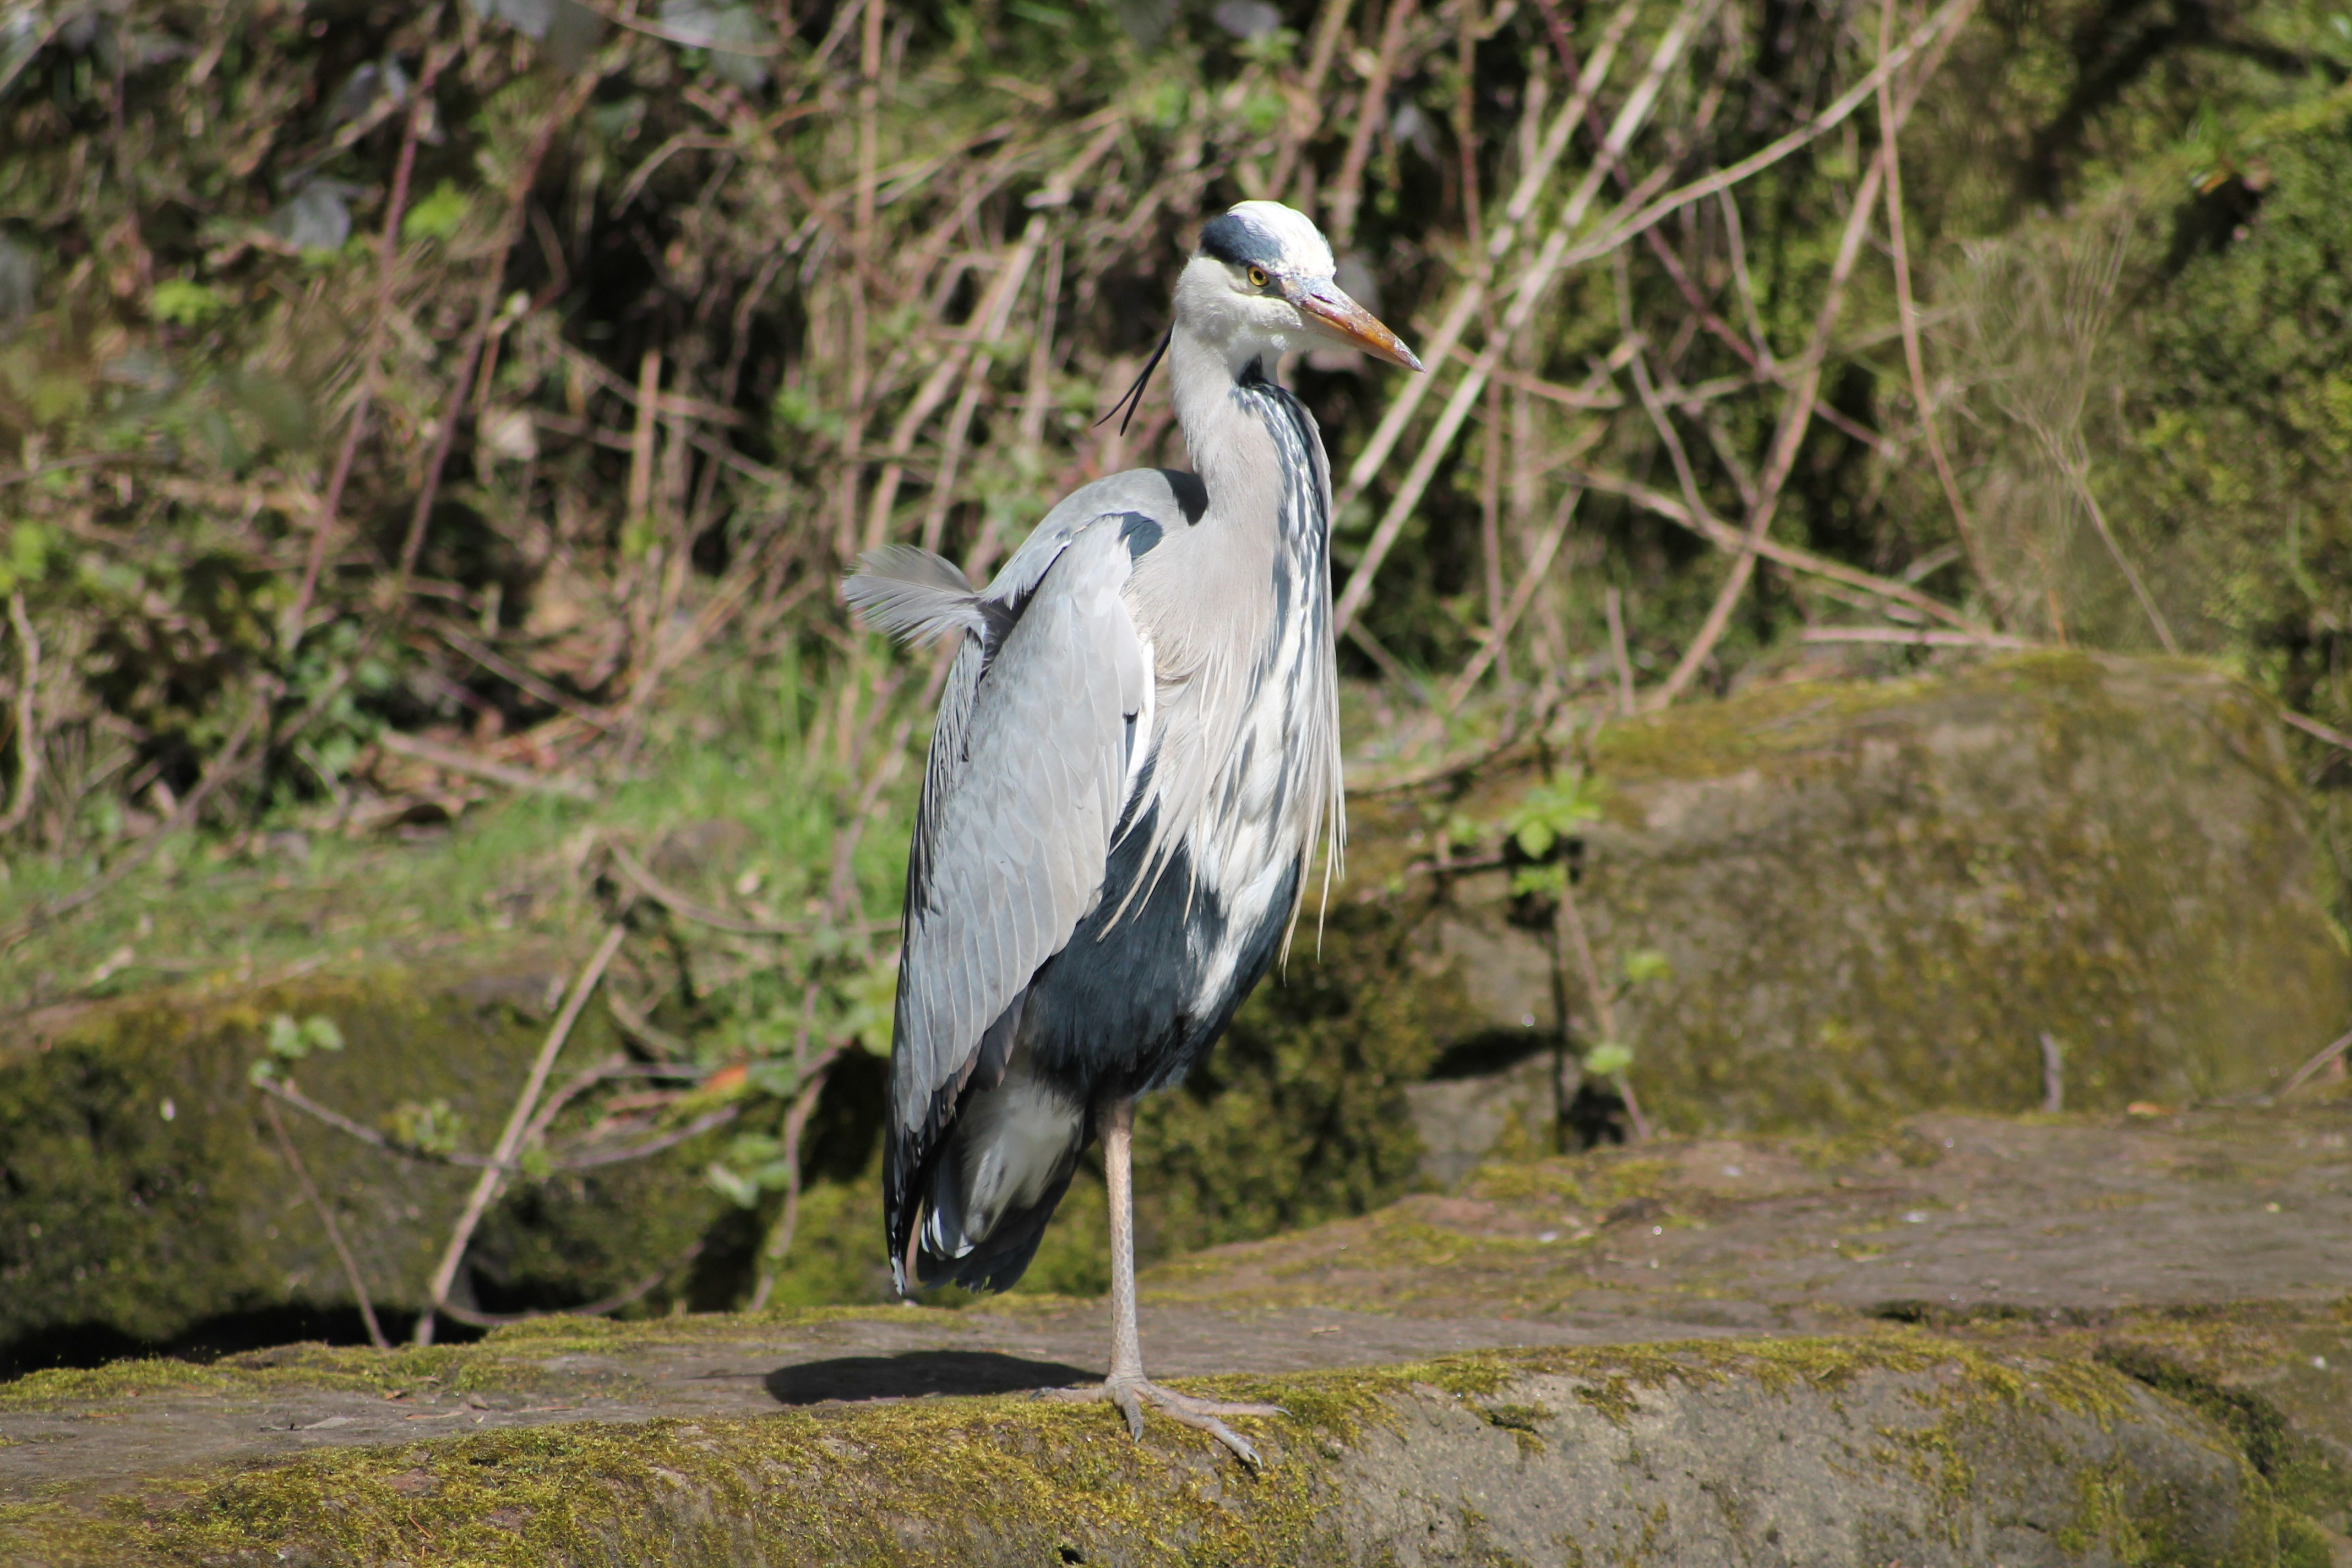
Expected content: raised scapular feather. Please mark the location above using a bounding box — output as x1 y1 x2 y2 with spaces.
843 545 986 644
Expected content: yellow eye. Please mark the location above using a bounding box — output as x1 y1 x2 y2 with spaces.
1246 265 1269 289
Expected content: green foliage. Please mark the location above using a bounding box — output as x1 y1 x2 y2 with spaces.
149 280 226 326
266 1013 345 1060
1620 948 1672 985
1500 773 1602 861
707 1122 821 1208
385 1098 467 1158
1582 1042 1634 1077
399 182 472 244
0 520 51 593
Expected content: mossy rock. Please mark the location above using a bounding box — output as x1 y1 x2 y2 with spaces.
0 967 731 1366
1371 652 2349 1139
0 1335 2297 1566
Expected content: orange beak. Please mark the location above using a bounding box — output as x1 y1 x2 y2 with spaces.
1291 280 1425 371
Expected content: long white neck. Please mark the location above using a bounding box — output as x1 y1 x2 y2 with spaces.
1165 321 1333 554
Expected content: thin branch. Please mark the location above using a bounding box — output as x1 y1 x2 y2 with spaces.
1 591 39 836
1326 0 1420 249
390 76 595 613
377 729 595 800
607 841 829 935
2280 709 2352 754
2282 1026 2352 1095
1800 625 2037 649
1441 475 1590 711
1604 586 1637 716
414 921 628 1346
1554 0 1976 271
433 1241 707 1329
1336 0 1718 635
1876 0 1992 604
431 625 619 731
748 1046 844 1311
1333 0 1645 520
2071 464 2180 655
1554 874 1648 1140
558 1104 741 1170
1648 143 1891 707
1 688 268 953
262 1096 390 1350
286 37 454 650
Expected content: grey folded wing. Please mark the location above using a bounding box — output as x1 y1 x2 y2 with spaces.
869 516 1158 1144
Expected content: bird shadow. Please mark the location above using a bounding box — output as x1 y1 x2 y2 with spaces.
762 1349 1099 1406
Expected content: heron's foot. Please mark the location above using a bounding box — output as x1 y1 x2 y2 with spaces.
1040 1376 1283 1466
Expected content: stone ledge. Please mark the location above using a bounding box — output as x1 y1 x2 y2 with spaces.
0 1335 2317 1567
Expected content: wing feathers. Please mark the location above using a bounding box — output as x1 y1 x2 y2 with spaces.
889 519 1153 1145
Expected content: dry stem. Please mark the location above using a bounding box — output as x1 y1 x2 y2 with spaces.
413 920 628 1346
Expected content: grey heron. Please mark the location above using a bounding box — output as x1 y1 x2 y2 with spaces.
844 200 1422 1463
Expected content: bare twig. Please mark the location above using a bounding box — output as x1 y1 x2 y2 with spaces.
1326 0 1420 249
287 37 454 650
1553 0 1976 271
558 1104 742 1169
1332 0 1644 525
433 1240 707 1329
1 689 268 953
1555 874 1648 1140
377 729 595 800
1440 477 1588 711
1336 0 1716 635
1 591 39 836
607 841 827 935
2039 1032 2064 1113
262 1096 390 1350
431 625 619 731
2281 709 2352 754
748 1044 845 1311
1800 626 2035 650
2073 469 2180 655
1570 467 1996 634
1604 586 1636 716
2282 1025 2352 1095
390 76 595 613
1876 0 1990 604
1648 139 1892 707
414 921 628 1346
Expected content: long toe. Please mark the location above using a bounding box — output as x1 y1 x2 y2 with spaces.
1132 1380 1273 1467
1150 1387 1284 1420
1041 1379 1278 1466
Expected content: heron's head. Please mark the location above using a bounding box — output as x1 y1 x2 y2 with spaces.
1174 201 1424 374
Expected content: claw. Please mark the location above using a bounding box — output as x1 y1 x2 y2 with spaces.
1041 1377 1282 1467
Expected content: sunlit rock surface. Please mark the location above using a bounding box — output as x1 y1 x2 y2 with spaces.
6 1100 2349 1565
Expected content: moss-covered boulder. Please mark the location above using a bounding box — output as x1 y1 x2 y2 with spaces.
7 1100 2350 1563
0 1336 2299 1567
0 968 730 1366
1371 652 2348 1139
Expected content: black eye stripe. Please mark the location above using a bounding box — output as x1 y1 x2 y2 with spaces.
1198 212 1282 269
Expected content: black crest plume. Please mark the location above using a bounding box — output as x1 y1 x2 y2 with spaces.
1095 328 1173 436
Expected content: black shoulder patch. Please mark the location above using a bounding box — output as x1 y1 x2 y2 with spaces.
1198 211 1280 268
1114 510 1163 559
1156 467 1208 524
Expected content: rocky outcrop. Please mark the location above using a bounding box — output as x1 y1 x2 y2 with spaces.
1375 652 2348 1143
9 1098 2350 1565
0 969 729 1364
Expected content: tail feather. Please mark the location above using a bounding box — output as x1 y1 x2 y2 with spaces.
843 545 984 644
894 1055 1086 1296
